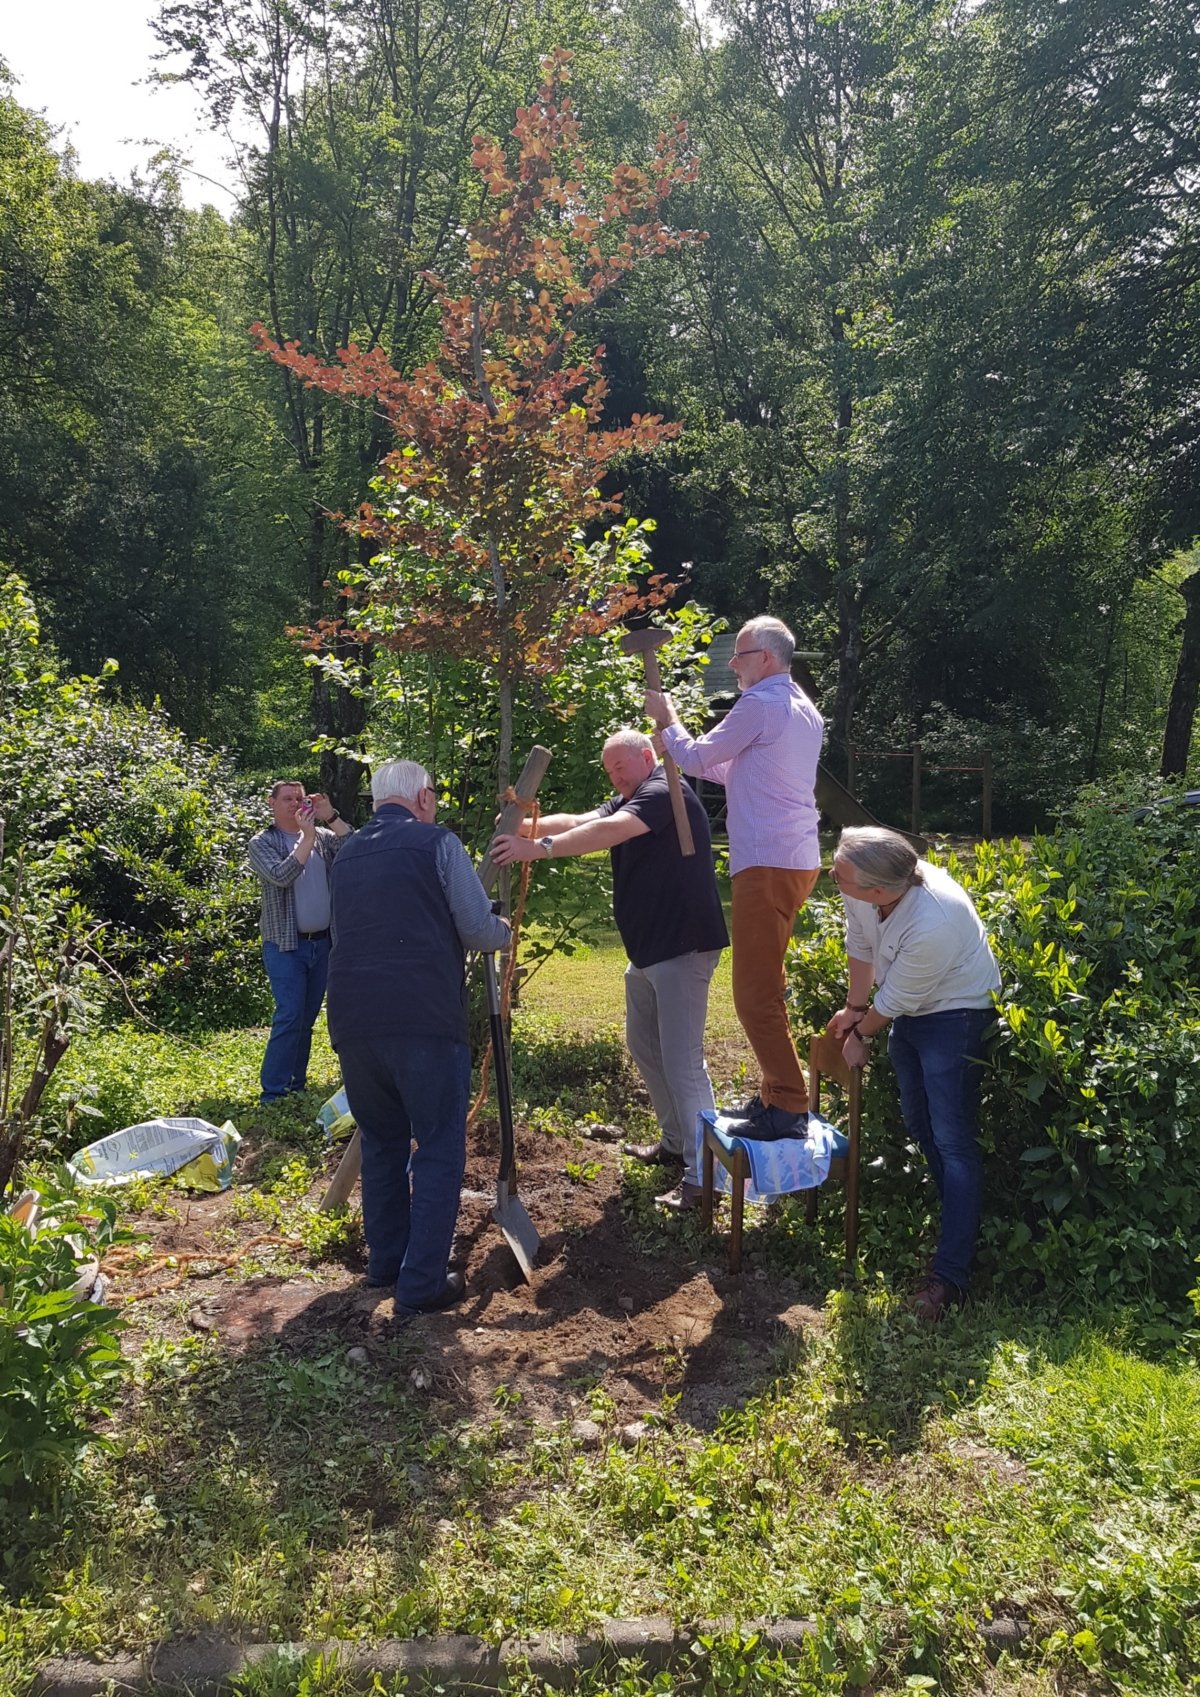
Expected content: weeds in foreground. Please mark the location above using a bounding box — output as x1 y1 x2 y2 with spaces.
2 1290 1197 1697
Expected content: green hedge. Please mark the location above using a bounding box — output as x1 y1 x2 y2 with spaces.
787 788 1200 1316
2 572 266 1028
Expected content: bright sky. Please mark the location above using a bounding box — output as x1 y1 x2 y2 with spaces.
1 0 242 210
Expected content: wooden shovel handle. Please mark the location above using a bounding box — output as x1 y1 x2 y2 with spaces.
641 651 696 857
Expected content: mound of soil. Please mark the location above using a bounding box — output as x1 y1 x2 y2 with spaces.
114 1116 828 1432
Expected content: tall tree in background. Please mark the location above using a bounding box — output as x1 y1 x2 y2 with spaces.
154 0 534 806
635 0 952 773
621 0 1200 808
259 51 699 792
0 89 293 742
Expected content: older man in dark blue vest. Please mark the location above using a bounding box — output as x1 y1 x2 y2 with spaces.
327 758 509 1319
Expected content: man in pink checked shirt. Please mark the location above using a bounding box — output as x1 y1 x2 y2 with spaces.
646 616 823 1145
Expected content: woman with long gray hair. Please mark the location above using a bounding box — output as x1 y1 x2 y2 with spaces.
827 827 1000 1321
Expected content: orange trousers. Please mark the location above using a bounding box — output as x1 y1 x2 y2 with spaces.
731 865 821 1114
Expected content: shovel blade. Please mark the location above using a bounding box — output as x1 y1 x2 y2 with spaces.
493 1181 539 1282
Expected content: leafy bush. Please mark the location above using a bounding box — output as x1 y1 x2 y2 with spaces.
787 783 1200 1315
1 572 267 1028
0 1175 131 1527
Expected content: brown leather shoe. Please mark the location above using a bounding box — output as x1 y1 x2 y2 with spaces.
655 1180 704 1212
908 1274 965 1322
623 1140 684 1167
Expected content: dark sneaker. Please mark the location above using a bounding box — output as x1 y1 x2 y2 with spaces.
908 1274 965 1322
622 1140 684 1167
736 1102 809 1141
655 1180 705 1212
395 1270 467 1324
362 1273 396 1290
718 1092 765 1121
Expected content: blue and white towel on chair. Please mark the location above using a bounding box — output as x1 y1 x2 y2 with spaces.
698 1109 849 1204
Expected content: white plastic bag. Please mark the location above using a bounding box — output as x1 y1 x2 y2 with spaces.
68 1116 241 1192
316 1086 355 1143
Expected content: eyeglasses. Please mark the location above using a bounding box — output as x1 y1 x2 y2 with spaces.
730 647 765 663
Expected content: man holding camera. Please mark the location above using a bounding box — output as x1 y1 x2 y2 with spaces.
248 780 353 1104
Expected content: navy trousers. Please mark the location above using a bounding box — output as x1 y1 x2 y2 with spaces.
337 1035 471 1309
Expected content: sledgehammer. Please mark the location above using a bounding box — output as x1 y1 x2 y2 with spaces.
620 627 695 856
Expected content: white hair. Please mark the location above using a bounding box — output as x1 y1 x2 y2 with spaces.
603 728 655 756
371 758 433 806
739 616 795 669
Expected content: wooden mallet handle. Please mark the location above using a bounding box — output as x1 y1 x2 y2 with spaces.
640 649 696 857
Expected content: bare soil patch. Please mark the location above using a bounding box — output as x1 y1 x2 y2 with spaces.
113 1115 827 1433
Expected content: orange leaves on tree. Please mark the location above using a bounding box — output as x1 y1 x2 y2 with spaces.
254 50 702 688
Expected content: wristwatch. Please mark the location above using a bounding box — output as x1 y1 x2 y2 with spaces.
538 836 555 859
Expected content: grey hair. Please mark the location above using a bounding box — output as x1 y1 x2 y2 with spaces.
739 616 794 669
602 728 654 756
837 827 925 894
371 758 433 806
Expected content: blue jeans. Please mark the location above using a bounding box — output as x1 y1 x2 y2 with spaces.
887 1007 993 1292
260 938 330 1102
337 1035 471 1309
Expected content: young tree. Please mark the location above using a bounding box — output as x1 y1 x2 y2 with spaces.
257 50 700 792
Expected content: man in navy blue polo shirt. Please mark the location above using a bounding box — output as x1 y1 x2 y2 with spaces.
492 729 728 1210
327 758 509 1319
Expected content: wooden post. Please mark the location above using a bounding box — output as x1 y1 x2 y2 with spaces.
981 750 993 840
910 742 923 837
476 744 554 897
318 1128 361 1212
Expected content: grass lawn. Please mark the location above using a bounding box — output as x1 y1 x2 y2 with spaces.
4 878 1200 1697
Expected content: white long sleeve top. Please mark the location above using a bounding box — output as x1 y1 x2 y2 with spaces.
844 862 1000 1020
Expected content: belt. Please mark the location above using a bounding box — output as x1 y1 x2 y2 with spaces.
297 928 330 941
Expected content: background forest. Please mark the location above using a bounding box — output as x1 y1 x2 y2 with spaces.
3 0 1200 834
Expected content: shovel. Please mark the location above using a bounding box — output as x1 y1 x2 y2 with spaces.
483 950 540 1281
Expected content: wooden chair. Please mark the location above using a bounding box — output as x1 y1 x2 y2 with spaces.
805 1032 864 1266
700 1033 863 1274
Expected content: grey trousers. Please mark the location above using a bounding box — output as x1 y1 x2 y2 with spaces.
624 949 721 1185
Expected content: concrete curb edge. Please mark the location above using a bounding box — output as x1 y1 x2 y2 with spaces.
35 1614 1030 1694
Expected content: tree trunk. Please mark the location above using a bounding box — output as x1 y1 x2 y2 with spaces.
829 581 864 782
1161 571 1200 777
1087 598 1120 780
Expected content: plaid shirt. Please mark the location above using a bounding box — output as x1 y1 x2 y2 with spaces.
247 825 351 951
